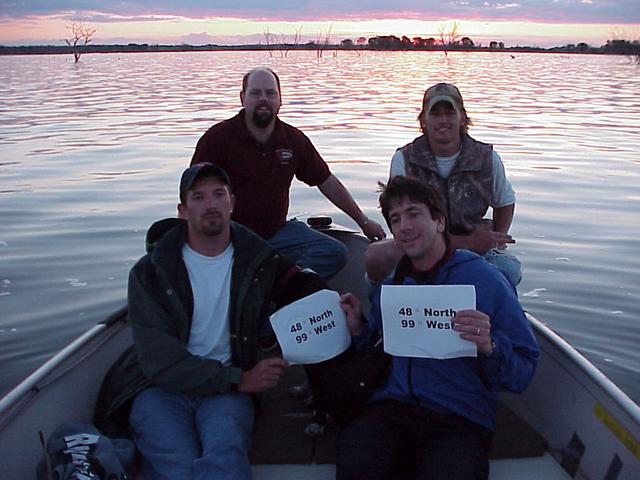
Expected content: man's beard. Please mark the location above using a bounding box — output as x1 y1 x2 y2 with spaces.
252 103 274 128
200 212 225 237
202 221 224 237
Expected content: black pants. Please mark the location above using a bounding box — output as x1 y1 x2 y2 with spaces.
336 400 492 480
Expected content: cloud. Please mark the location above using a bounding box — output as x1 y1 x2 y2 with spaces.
1 0 638 24
177 31 268 45
178 31 220 44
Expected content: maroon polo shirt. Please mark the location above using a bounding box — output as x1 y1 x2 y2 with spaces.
191 110 331 239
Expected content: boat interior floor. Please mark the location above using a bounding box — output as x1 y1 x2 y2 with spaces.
243 365 565 479
128 364 569 479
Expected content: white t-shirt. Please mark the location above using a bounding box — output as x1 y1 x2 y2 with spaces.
389 148 516 208
182 242 234 366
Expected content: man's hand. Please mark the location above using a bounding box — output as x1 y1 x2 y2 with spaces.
340 293 364 337
454 226 514 254
361 218 386 242
316 175 386 242
238 358 289 393
452 309 493 355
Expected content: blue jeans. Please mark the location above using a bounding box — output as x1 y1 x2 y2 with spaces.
484 248 522 287
268 219 347 279
129 387 254 480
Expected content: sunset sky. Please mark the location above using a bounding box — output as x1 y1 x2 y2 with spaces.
1 1 639 48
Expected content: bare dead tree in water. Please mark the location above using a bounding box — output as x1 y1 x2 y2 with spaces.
264 26 302 57
316 34 323 58
438 24 448 57
438 20 460 57
326 25 337 57
64 21 96 63
281 26 302 57
263 28 274 57
316 24 334 58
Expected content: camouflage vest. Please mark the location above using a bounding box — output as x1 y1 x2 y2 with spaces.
401 134 494 235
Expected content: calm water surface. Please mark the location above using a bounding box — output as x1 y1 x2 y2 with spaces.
1 51 639 403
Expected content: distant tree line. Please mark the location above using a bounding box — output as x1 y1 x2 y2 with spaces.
601 39 640 55
1 37 639 58
4 19 638 64
356 35 640 55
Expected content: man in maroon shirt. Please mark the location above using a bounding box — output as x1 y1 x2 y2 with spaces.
192 67 385 279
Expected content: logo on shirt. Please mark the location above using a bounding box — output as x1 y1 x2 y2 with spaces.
276 149 294 165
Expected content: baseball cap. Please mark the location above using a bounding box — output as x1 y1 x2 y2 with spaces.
423 83 464 113
179 163 231 202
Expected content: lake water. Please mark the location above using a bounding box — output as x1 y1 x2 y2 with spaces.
1 51 639 405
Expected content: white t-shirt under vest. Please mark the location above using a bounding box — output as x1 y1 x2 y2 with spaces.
389 148 516 208
182 242 234 366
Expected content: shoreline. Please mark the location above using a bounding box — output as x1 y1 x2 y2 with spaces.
0 43 624 57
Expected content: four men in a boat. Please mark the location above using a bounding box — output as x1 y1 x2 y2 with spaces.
96 72 538 480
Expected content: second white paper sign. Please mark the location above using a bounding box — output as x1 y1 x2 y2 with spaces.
381 285 477 359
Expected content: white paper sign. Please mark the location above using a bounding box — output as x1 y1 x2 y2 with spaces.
381 285 477 359
269 289 351 365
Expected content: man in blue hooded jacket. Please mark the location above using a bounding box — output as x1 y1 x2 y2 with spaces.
338 176 539 480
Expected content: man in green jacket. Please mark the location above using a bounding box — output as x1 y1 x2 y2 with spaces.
98 163 325 480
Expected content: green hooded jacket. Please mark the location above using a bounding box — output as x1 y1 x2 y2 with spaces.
95 218 324 437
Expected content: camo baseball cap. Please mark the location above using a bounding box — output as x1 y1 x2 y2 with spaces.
423 83 464 113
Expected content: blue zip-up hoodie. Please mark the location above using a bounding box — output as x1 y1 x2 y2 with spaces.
362 249 538 431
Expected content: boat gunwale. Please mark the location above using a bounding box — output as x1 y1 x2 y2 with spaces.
0 306 128 426
525 312 640 425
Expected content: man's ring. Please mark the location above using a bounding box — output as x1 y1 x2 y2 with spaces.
477 327 480 335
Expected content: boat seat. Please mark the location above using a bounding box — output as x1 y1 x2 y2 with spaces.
250 454 572 480
133 455 571 480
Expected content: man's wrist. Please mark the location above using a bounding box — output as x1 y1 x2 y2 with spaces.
484 340 496 357
350 323 364 337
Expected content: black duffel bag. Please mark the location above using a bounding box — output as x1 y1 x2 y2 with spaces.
305 333 391 426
